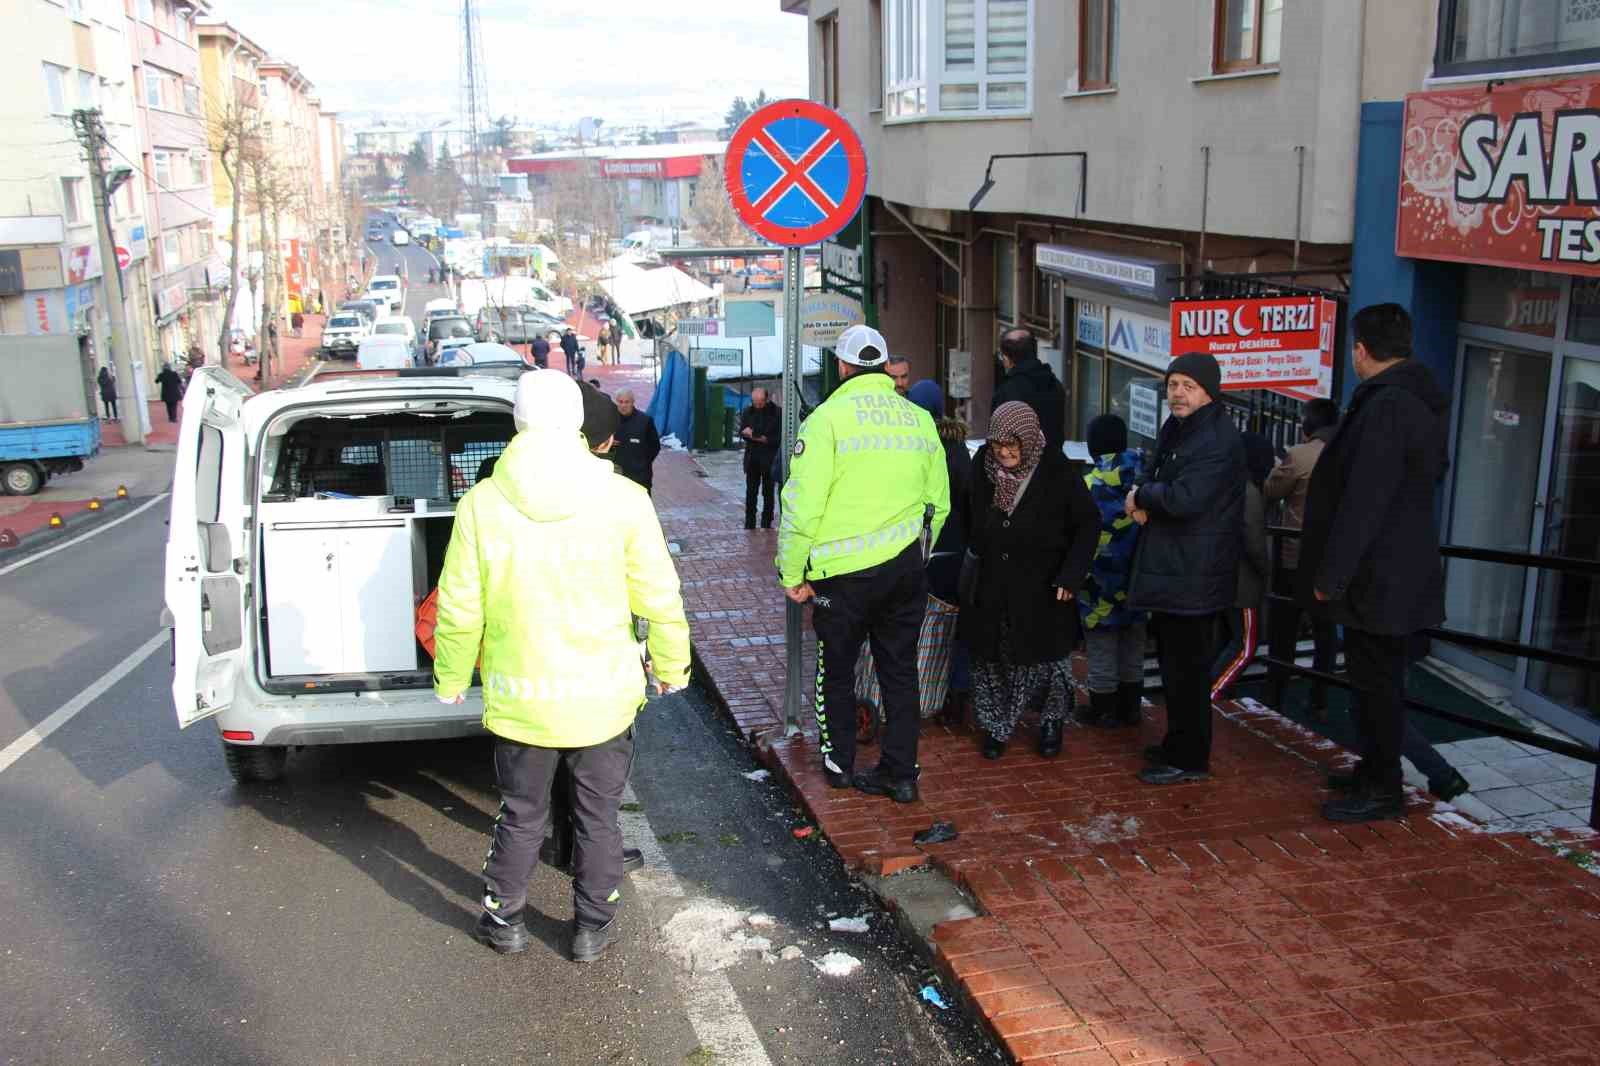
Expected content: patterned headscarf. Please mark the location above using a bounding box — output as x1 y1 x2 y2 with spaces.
985 401 1045 515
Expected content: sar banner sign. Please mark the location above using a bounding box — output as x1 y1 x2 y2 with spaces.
1398 77 1600 275
1170 296 1336 399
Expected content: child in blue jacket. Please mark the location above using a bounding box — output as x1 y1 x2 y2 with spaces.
1079 415 1149 727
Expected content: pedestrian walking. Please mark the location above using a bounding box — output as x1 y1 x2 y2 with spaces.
560 327 580 375
852 379 972 738
96 364 118 421
433 370 690 961
595 327 610 366
609 321 624 362
1208 432 1274 702
1076 414 1149 729
291 310 305 338
530 333 550 370
156 362 184 423
991 328 1066 452
964 401 1100 759
1126 351 1246 786
739 387 781 529
612 389 661 493
1300 303 1449 823
1263 398 1341 716
778 324 949 802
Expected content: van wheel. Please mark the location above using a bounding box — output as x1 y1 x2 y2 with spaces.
222 743 287 783
3 462 44 496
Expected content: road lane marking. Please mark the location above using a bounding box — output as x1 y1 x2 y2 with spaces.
0 493 170 579
0 631 167 775
621 782 774 1066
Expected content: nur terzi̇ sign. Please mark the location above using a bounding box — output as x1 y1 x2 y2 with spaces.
1169 295 1336 400
1398 76 1600 275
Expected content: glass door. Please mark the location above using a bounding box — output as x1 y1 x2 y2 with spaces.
1526 353 1600 725
1443 342 1552 675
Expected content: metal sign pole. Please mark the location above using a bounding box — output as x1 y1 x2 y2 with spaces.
781 243 804 737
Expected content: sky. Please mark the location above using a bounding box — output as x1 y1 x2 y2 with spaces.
209 0 809 131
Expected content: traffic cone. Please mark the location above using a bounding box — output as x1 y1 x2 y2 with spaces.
116 485 128 499
48 513 64 529
88 498 102 511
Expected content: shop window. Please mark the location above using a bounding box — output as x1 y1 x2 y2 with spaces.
1214 0 1283 73
1569 278 1600 344
1436 0 1600 78
995 236 1016 322
1106 358 1164 451
1080 0 1117 90
1461 265 1564 338
43 63 68 115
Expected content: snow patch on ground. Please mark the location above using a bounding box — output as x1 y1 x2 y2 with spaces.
661 433 687 451
828 915 870 933
742 769 771 782
812 951 863 977
1429 807 1484 833
660 901 773 973
1064 813 1141 847
746 913 777 928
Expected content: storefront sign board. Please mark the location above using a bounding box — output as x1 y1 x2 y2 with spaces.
1170 295 1336 397
1128 382 1160 440
1107 307 1172 371
1038 244 1176 303
1398 77 1600 275
798 292 864 347
689 346 743 368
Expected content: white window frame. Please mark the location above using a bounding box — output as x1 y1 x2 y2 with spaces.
77 69 96 109
163 230 181 268
188 150 207 187
153 149 172 188
883 0 1035 122
43 63 68 115
144 68 163 109
61 177 85 226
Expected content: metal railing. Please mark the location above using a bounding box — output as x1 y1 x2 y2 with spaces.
1257 527 1600 827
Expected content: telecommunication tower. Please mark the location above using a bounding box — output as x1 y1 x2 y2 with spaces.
458 0 490 210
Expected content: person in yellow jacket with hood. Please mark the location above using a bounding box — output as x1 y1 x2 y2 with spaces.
778 324 949 804
433 369 690 962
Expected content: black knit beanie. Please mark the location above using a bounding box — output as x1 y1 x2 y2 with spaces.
1086 413 1128 457
1165 352 1223 400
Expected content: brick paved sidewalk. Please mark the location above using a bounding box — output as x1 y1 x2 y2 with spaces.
641 418 1600 1065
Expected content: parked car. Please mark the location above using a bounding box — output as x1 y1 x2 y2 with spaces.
426 314 475 361
338 299 384 326
354 334 414 370
320 312 371 359
163 366 521 782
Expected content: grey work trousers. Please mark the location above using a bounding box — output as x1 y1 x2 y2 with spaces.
1084 622 1148 694
482 725 634 930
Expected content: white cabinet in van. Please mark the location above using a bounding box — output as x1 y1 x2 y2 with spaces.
262 500 425 676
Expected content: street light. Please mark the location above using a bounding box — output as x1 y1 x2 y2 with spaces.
969 152 1089 214
106 165 134 197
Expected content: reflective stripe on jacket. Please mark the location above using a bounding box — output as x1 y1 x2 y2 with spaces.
776 372 950 587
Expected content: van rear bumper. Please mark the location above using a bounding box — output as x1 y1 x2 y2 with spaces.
215 687 487 746
255 716 487 746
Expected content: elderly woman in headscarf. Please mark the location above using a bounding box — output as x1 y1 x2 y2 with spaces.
962 401 1100 759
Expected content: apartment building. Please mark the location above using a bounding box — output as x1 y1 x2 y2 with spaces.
0 0 155 397
195 18 266 341
257 60 336 314
789 0 1595 744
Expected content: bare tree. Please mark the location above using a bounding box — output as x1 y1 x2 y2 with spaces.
208 81 264 369
691 158 751 248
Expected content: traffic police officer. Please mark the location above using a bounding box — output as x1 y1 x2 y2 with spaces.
777 325 950 803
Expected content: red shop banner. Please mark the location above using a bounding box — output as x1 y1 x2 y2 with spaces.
1169 295 1336 399
1399 77 1600 275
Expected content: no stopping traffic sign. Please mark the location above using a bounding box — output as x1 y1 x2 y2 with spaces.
725 99 868 248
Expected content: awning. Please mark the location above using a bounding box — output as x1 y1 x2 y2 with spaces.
598 259 716 316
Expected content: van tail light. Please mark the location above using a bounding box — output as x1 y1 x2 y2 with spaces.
354 360 362 368
221 730 255 742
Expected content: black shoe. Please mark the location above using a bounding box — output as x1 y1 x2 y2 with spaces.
981 733 1006 760
1076 690 1114 727
1038 719 1064 758
1429 769 1470 803
474 910 530 955
1115 683 1144 727
853 765 919 804
1143 744 1169 764
1138 764 1210 785
1322 788 1404 823
823 758 854 789
572 919 617 963
1326 760 1368 792
623 847 644 873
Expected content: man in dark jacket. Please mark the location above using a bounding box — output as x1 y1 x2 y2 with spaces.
1125 351 1245 785
560 327 580 375
1300 303 1449 823
738 387 781 529
529 334 551 369
991 329 1065 452
611 388 661 493
156 362 184 422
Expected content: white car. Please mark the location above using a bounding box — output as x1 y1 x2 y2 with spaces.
163 367 517 781
371 317 417 349
365 274 405 313
319 312 370 359
355 334 415 370
392 229 411 246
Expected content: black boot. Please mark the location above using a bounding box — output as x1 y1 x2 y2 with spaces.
572 918 617 963
475 899 530 955
1322 786 1404 823
1114 683 1144 727
1080 690 1116 728
1038 719 1064 758
981 732 1006 760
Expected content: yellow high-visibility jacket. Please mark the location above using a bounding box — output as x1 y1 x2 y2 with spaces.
776 371 950 588
433 430 690 748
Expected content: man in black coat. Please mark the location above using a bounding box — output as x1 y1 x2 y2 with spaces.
611 388 661 493
156 362 184 422
1125 351 1245 785
560 327 580 375
738 387 781 529
1300 303 1449 823
991 329 1066 452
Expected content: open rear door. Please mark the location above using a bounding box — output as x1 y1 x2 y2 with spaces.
164 368 253 728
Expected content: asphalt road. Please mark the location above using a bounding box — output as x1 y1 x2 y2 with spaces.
0 431 998 1064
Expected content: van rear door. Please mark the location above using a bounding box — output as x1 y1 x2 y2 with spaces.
163 368 253 728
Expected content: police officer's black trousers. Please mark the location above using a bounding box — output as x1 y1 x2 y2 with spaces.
483 726 633 930
811 541 927 780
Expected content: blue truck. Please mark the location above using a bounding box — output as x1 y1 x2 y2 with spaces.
0 335 101 496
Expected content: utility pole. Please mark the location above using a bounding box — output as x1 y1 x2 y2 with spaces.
71 108 142 444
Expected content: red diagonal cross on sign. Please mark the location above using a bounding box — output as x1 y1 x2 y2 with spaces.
750 127 840 218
